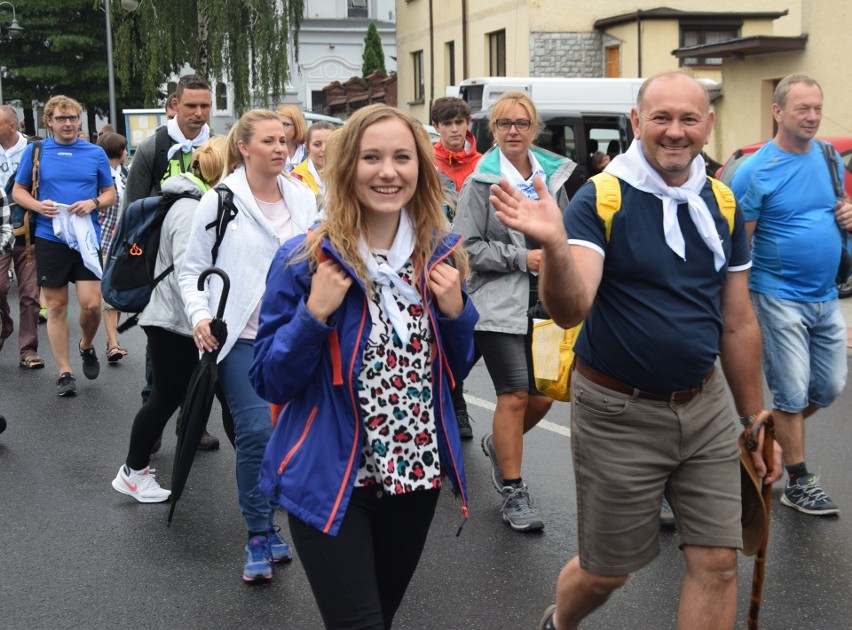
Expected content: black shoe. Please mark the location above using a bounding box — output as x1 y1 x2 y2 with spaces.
0 415 6 434
456 409 474 440
79 342 100 380
198 431 220 451
57 372 77 397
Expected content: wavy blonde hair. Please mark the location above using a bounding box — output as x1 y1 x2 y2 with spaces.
191 136 227 187
303 104 467 294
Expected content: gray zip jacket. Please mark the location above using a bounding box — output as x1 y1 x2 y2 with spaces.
454 145 575 334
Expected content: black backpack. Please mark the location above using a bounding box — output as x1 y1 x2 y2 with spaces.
103 184 238 330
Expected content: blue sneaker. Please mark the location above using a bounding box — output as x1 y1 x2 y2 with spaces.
243 535 273 582
268 526 293 563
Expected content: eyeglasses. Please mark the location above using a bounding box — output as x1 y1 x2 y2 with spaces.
494 118 532 132
52 115 80 124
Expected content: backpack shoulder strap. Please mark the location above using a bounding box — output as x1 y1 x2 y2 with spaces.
205 184 238 263
817 140 844 199
707 176 736 235
151 126 173 185
589 171 621 243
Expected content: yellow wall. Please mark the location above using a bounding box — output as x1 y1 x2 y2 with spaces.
395 0 807 127
713 0 852 163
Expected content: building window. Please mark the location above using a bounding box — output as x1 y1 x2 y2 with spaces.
445 41 455 87
412 50 425 102
605 45 620 78
488 30 506 76
680 23 740 66
348 0 368 18
216 81 228 111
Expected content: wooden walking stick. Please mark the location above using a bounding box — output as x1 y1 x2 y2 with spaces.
741 411 775 630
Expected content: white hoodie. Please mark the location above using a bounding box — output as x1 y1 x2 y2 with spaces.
179 165 318 362
0 132 29 188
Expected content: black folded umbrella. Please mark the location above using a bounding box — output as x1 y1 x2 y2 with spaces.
168 267 230 525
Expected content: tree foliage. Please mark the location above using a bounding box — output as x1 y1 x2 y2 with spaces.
113 0 304 115
0 0 144 131
362 21 385 78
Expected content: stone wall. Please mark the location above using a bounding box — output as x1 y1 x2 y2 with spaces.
530 32 603 77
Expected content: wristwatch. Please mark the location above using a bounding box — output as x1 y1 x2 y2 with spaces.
738 414 758 428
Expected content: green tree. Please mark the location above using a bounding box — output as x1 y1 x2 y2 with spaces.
362 22 385 77
113 0 304 115
0 0 143 135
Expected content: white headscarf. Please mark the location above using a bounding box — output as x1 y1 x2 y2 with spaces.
605 139 726 271
359 208 421 345
165 117 211 160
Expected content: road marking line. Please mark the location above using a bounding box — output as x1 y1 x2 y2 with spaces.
465 394 572 437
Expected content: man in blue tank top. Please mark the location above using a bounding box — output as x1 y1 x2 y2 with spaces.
731 74 852 517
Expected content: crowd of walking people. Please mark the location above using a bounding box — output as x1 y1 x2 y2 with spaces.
1 69 848 629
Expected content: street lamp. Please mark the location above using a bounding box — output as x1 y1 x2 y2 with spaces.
104 0 141 125
0 2 24 105
0 2 23 40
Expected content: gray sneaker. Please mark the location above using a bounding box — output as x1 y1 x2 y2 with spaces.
481 433 504 493
501 483 544 532
660 496 676 530
57 372 77 397
537 604 557 630
780 474 839 516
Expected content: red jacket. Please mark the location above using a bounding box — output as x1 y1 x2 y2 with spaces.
433 131 482 192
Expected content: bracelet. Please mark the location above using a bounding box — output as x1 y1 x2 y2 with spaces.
91 197 100 209
738 414 758 428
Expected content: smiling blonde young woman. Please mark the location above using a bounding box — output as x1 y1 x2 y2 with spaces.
250 104 478 629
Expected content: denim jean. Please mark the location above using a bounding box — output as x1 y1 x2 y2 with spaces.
751 291 847 412
217 338 277 532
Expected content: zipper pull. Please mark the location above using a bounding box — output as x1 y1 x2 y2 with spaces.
455 505 469 537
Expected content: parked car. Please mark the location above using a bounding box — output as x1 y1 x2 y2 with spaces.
716 137 852 296
715 137 852 197
304 112 345 127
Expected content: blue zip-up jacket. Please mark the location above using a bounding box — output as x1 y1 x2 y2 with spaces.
250 231 479 536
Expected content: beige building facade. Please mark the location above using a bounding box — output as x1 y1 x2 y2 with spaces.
396 0 851 162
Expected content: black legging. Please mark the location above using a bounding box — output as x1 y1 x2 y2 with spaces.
288 487 440 630
125 326 199 470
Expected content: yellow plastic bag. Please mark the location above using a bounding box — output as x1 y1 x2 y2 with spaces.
532 319 583 402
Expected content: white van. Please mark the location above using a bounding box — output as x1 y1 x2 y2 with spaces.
458 77 644 116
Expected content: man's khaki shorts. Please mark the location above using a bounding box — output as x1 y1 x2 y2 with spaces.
570 368 742 576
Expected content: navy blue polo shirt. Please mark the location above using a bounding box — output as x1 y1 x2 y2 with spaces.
565 178 751 393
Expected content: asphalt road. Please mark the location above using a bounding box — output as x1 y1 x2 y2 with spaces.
2 282 851 630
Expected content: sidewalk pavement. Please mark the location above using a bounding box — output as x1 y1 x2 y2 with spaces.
841 297 852 349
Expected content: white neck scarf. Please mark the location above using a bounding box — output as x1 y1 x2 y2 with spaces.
359 208 421 345
500 150 546 200
605 139 726 271
307 159 323 193
165 117 211 160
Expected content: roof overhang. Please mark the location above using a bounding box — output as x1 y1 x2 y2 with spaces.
594 7 788 30
672 35 808 60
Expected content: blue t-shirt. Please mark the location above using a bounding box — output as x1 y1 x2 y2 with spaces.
730 139 842 302
15 138 113 244
565 178 750 393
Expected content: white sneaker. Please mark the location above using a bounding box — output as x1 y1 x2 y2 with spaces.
112 465 171 503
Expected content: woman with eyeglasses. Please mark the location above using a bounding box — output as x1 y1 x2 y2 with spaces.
454 90 576 533
275 104 308 173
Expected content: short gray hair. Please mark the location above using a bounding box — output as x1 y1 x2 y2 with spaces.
773 74 822 109
636 71 709 114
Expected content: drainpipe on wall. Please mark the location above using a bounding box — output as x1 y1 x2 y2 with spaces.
636 9 643 77
429 0 435 115
462 0 468 80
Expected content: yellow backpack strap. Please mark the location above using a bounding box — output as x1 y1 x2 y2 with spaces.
708 176 736 235
589 172 621 243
